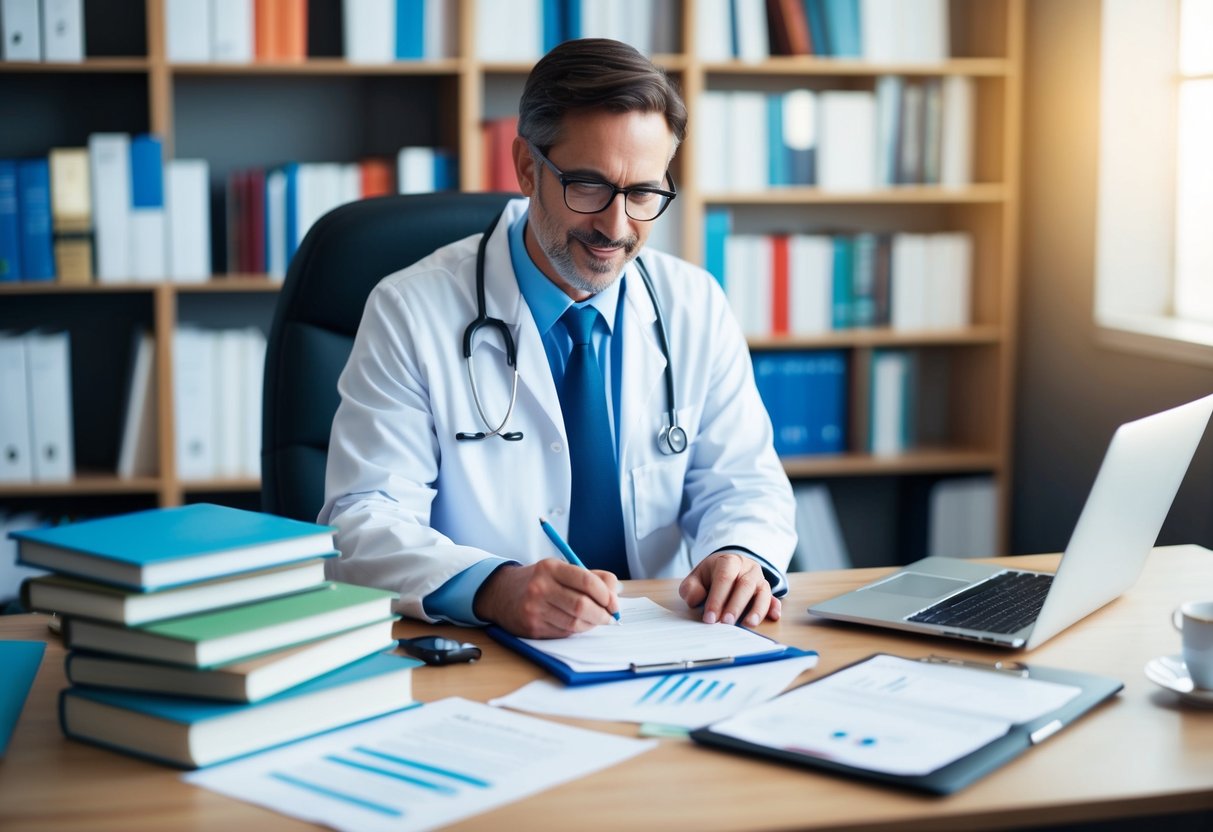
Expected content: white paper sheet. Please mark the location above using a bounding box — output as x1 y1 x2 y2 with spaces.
185 698 655 832
490 654 819 729
516 595 786 672
705 655 1082 776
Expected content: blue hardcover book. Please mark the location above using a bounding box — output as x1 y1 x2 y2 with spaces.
433 149 458 191
800 350 847 454
16 159 54 281
10 503 337 590
59 652 423 768
752 353 786 452
130 135 164 209
830 235 854 328
395 0 425 59
0 160 21 281
804 0 831 56
851 232 878 327
0 640 45 757
542 0 566 50
282 162 300 263
703 207 732 288
824 0 861 57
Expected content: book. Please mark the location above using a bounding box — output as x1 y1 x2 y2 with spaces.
0 640 43 757
40 0 82 61
88 133 132 282
59 651 422 768
0 0 41 61
11 503 337 590
817 90 876 191
165 0 211 61
61 582 397 667
21 557 331 625
690 653 1123 795
24 329 74 481
16 158 54 281
342 0 394 63
172 326 217 479
116 330 157 478
165 158 211 282
48 146 93 284
0 159 18 280
0 333 32 481
64 618 397 702
210 0 254 63
129 134 166 281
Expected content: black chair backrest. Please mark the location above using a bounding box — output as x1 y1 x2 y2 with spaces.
261 191 515 521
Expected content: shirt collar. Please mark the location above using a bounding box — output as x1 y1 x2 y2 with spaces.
508 208 622 337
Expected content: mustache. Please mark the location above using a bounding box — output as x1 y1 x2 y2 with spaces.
568 229 637 252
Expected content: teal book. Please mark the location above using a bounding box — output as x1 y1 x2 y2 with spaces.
1 640 45 756
10 503 336 590
62 582 399 668
60 651 423 769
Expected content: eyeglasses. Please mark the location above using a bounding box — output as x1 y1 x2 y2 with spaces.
527 141 677 222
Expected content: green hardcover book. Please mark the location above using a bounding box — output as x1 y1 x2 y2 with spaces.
62 583 398 668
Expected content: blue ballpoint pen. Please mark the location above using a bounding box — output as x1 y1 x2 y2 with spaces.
538 516 622 622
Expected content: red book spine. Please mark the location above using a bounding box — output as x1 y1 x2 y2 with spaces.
771 234 790 335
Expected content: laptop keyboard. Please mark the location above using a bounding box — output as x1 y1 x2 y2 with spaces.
906 571 1054 634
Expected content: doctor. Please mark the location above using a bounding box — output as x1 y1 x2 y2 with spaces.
320 38 797 639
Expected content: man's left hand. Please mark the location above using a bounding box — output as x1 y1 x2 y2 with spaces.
678 550 781 627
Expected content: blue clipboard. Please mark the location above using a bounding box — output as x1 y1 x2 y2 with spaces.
486 625 817 686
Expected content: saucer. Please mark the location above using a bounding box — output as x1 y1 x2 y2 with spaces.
1144 655 1213 707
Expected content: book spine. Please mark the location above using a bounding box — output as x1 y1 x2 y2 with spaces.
0 159 20 280
16 158 54 281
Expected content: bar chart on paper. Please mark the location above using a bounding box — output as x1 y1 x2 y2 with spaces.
186 698 655 832
490 655 819 729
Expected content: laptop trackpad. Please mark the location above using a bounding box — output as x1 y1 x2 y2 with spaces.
867 572 971 599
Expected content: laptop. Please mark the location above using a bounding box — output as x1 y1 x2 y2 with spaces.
808 393 1213 650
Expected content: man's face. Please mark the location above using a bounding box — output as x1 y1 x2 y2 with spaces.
513 109 676 300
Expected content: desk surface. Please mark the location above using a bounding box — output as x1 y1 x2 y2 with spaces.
2 546 1213 832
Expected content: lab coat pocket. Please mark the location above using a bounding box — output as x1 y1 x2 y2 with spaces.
630 458 686 541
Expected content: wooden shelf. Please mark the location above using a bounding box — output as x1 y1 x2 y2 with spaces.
0 279 282 294
782 449 1001 478
0 474 162 497
704 184 1008 205
166 59 464 77
748 325 1003 350
700 56 1012 77
0 58 151 73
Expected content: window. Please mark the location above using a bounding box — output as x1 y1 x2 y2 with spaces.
1096 0 1213 364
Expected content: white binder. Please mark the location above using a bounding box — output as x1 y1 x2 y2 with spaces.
0 333 33 482
25 330 75 481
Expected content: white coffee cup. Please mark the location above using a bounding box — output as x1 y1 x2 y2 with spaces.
1172 600 1213 690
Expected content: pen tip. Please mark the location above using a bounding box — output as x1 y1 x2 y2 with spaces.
538 516 548 526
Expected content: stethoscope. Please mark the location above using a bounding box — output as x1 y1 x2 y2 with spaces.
455 211 688 455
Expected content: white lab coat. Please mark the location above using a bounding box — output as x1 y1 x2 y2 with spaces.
320 198 796 621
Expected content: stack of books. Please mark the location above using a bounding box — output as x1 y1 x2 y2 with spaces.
12 503 418 769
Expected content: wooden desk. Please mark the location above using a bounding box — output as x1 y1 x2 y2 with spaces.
3 546 1213 832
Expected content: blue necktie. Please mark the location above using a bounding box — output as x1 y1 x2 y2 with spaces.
557 305 629 578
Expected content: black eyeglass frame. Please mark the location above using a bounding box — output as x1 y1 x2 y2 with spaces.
526 140 677 222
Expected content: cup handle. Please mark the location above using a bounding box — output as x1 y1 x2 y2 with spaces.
1173 608 1185 632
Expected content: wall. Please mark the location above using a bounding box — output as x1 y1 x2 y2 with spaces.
1013 0 1213 555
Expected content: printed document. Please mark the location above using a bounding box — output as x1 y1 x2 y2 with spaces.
491 654 819 729
704 654 1081 776
518 595 785 672
185 698 655 832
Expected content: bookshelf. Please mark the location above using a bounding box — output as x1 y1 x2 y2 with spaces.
0 0 1023 560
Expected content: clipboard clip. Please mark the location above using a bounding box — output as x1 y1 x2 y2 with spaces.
921 654 1029 677
630 656 735 673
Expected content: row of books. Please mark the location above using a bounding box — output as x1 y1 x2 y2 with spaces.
0 330 73 483
169 326 267 482
696 76 973 194
706 218 973 337
13 502 419 769
165 0 457 64
868 347 948 455
752 349 847 458
226 147 457 280
700 0 951 62
0 135 211 284
475 0 677 61
0 0 82 61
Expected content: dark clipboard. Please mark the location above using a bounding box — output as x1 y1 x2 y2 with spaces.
688 652 1124 795
486 625 817 686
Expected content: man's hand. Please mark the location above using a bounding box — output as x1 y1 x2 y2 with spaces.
473 560 621 638
678 550 781 627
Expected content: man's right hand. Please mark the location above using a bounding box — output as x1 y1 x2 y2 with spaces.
473 560 620 638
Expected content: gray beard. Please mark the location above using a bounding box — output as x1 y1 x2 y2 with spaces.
546 229 639 295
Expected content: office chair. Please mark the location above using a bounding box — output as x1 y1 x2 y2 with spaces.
261 191 515 522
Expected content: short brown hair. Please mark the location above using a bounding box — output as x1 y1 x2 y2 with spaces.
518 38 687 153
